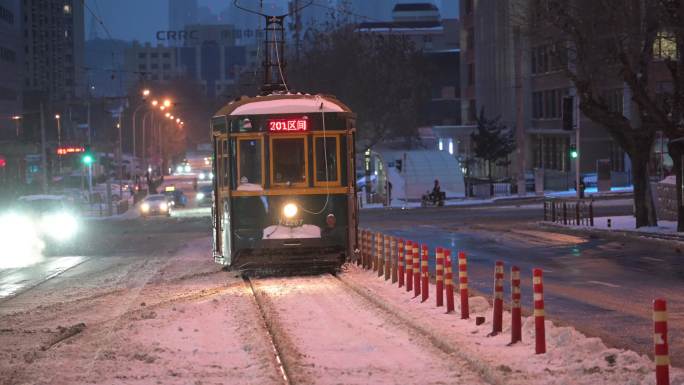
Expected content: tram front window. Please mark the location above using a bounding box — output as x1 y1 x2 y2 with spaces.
272 137 306 185
238 138 262 187
315 136 338 183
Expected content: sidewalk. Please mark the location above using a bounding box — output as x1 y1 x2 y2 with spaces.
361 186 634 210
541 215 684 243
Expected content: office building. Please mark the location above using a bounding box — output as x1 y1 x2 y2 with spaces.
0 0 21 140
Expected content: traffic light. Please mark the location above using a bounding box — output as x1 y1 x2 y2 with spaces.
562 97 574 131
82 146 94 165
569 144 578 159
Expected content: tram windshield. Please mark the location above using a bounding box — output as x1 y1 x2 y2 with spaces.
272 137 307 185
315 136 338 183
238 138 262 187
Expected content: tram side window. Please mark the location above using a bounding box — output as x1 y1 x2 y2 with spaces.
222 139 229 187
314 136 338 183
271 137 306 185
237 138 262 188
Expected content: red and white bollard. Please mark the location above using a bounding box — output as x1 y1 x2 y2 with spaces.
377 233 384 277
398 239 405 288
384 235 391 280
654 298 669 385
458 251 469 319
413 242 421 297
435 247 444 307
491 261 504 335
391 237 398 284
405 240 413 292
445 250 455 313
511 266 522 344
421 244 429 303
533 268 546 354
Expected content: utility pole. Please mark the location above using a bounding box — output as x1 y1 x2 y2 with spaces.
40 103 48 193
87 99 92 145
575 96 581 198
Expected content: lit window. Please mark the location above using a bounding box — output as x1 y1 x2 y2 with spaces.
63 4 71 13
438 139 443 151
448 139 454 155
654 31 677 60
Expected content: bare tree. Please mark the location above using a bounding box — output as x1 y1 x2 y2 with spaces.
287 25 432 150
530 0 663 227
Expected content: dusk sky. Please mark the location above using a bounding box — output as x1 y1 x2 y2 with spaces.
86 0 455 43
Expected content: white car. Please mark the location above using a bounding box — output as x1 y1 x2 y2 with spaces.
140 194 170 217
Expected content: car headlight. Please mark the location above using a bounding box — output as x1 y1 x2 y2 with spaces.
41 212 78 241
196 192 205 201
283 203 298 219
209 172 214 179
160 202 168 211
176 165 183 173
141 203 150 212
198 172 206 180
0 213 44 268
184 165 191 173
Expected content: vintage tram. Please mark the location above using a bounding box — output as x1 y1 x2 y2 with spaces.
210 93 358 272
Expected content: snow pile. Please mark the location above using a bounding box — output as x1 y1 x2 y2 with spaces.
343 265 684 385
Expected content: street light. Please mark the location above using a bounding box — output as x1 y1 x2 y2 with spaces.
165 112 170 118
169 115 174 120
163 99 171 108
142 89 150 97
11 115 21 137
160 105 166 111
55 114 62 151
176 118 180 123
151 99 158 107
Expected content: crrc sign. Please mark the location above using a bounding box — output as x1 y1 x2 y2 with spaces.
156 30 199 41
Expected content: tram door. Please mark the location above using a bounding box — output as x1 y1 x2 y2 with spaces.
213 134 232 264
212 135 223 257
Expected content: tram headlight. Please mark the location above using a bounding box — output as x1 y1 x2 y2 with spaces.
196 192 205 201
283 203 298 219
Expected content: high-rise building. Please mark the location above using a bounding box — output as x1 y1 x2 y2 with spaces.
0 0 22 140
169 0 198 31
23 0 85 103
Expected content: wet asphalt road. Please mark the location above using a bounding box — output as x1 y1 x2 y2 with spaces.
361 199 684 365
3 194 682 366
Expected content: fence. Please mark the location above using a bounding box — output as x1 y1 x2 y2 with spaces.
543 198 594 226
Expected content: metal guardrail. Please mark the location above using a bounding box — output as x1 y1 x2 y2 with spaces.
543 197 594 226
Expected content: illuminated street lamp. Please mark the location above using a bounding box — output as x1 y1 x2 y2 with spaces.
163 99 171 108
12 115 21 137
54 114 62 150
160 105 166 111
142 89 151 97
165 112 170 118
169 115 174 120
176 118 180 123
151 99 158 107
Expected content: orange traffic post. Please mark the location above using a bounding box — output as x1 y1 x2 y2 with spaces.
491 261 504 335
405 240 413 292
510 266 522 344
654 298 669 385
391 237 398 284
444 250 455 313
413 242 421 297
421 244 429 303
384 235 391 281
397 239 405 287
533 268 546 354
458 251 469 319
435 247 444 307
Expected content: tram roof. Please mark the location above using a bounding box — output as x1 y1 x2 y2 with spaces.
214 93 353 117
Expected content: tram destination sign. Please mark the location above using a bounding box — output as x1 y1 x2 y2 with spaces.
268 118 308 132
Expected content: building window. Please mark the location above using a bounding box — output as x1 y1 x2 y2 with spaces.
0 46 16 63
138 53 146 59
163 63 170 70
468 99 477 123
151 63 158 69
162 52 171 58
654 31 677 60
138 64 147 70
151 53 158 58
610 142 625 172
604 88 624 115
468 63 475 86
535 135 570 171
466 28 474 50
533 89 563 119
0 5 14 24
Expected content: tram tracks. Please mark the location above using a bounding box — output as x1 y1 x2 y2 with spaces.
244 272 491 385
